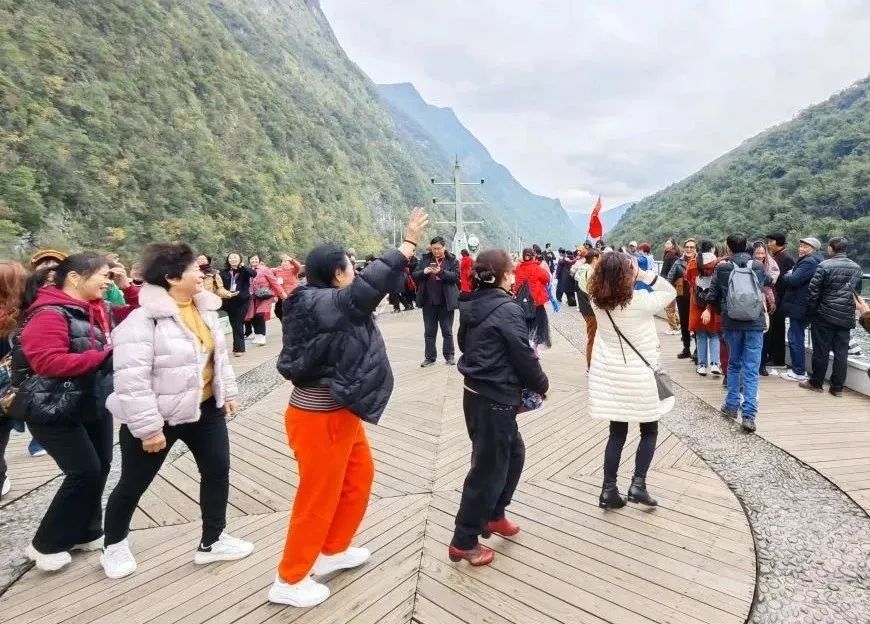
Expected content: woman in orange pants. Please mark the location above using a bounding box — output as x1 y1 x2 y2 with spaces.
269 208 428 608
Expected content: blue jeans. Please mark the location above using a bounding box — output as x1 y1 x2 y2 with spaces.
696 331 721 367
787 318 809 376
724 329 763 419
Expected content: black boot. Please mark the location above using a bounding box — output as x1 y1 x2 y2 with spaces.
676 348 691 359
598 481 626 509
627 476 658 507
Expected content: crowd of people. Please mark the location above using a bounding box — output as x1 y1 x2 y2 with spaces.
0 209 867 612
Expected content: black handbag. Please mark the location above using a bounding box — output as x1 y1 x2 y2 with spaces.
605 310 675 401
7 374 86 425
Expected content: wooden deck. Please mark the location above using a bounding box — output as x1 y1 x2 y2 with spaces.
656 320 870 514
0 313 756 623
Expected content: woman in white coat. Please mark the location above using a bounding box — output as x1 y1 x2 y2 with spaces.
587 252 676 509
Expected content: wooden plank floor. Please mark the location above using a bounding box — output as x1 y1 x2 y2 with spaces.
0 312 756 623
656 318 870 514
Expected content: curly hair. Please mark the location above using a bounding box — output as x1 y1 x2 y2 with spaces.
0 261 29 336
588 252 634 311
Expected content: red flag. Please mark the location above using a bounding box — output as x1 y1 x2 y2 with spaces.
588 196 603 239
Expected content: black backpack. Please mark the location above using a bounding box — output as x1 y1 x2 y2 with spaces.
515 282 537 320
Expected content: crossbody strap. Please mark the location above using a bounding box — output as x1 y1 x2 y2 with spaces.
604 309 654 370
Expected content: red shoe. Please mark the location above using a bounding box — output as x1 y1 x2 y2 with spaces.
448 544 494 566
482 517 520 539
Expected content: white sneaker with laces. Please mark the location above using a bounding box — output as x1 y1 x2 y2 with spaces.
72 535 104 552
666 329 680 336
25 544 71 572
268 575 330 607
784 370 808 382
312 547 371 576
253 334 266 346
696 365 707 377
101 538 137 579
1 477 10 498
194 533 254 564
710 364 722 376
30 449 48 458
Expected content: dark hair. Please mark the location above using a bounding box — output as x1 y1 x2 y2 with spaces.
430 236 446 247
584 249 601 263
142 243 196 289
532 244 542 255
460 249 469 257
22 253 107 310
199 254 212 265
248 254 261 264
364 254 376 263
589 252 633 311
726 233 748 254
699 240 716 254
766 233 786 246
224 253 242 270
305 243 350 289
471 249 512 290
828 237 848 254
522 247 535 260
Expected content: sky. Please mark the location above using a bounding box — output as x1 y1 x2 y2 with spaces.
319 0 870 214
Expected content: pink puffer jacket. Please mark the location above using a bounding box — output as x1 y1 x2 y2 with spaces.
106 284 239 440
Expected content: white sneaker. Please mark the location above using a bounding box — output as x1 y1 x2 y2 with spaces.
697 366 707 377
253 334 266 346
31 449 48 458
25 544 71 572
666 329 680 336
194 532 254 564
268 575 330 608
101 538 137 579
1 477 10 498
72 536 104 552
784 370 808 382
710 364 722 376
312 547 371 576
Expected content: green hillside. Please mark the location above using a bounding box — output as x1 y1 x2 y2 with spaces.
610 76 870 268
0 0 431 258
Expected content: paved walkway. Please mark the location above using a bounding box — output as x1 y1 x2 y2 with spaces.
655 320 870 514
0 313 756 624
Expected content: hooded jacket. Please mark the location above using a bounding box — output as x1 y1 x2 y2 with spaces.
457 288 549 406
106 284 238 440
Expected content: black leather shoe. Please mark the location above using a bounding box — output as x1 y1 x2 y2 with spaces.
676 349 691 359
627 476 658 507
420 360 436 368
759 366 769 377
829 388 843 397
598 482 626 509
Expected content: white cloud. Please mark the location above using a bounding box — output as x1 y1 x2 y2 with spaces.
321 0 870 211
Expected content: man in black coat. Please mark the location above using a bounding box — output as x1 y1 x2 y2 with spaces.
801 237 862 397
414 236 460 366
765 233 796 367
779 237 822 381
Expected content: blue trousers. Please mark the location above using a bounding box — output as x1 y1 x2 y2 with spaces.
724 330 763 419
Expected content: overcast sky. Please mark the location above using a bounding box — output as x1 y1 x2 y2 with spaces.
320 0 870 213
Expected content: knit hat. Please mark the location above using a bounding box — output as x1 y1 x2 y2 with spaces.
30 249 68 268
799 237 821 251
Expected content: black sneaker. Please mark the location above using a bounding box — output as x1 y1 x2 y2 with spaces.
445 357 456 366
720 405 739 419
759 366 769 377
829 388 844 397
420 360 436 368
799 380 823 393
677 350 691 359
741 418 757 433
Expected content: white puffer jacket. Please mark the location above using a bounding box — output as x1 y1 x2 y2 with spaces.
106 284 239 440
588 274 676 423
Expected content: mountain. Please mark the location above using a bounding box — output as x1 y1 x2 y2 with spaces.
568 201 635 240
0 0 432 258
377 83 578 249
609 76 870 268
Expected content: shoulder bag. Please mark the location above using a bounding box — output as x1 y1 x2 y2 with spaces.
605 310 674 401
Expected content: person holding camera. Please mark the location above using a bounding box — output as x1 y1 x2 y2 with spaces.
414 236 460 367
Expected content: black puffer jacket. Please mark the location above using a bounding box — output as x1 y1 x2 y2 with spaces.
277 249 408 424
457 288 549 406
807 253 862 328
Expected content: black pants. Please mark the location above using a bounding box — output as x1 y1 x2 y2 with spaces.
223 299 247 353
422 305 455 362
767 308 788 366
809 320 851 391
676 295 691 352
453 391 525 550
603 421 658 483
104 398 230 548
274 299 284 321
28 411 113 553
250 313 266 336
0 421 10 493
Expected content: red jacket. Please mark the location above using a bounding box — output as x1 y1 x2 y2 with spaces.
459 255 474 293
273 259 302 295
514 260 551 306
20 286 137 378
685 258 722 334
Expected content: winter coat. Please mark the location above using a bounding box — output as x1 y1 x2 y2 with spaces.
246 266 284 321
806 253 862 329
660 249 679 279
413 252 460 311
106 284 238 440
200 267 224 295
457 288 549 406
706 253 771 331
277 248 408 424
571 262 595 317
273 260 302 296
686 257 721 334
771 248 796 302
588 275 676 423
666 255 691 297
218 266 255 306
780 254 821 320
514 259 551 306
459 255 474 293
